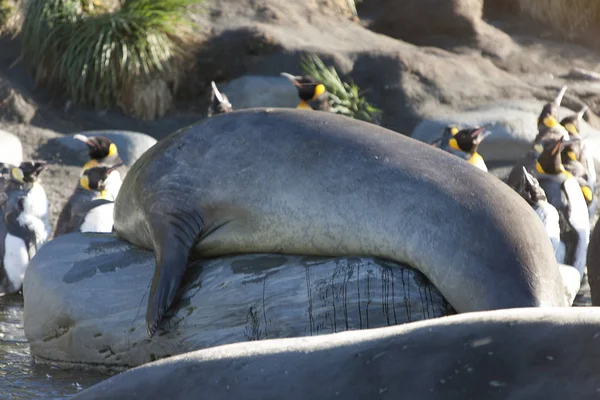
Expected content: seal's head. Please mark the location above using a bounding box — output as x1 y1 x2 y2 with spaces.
79 163 124 194
73 134 120 170
281 73 328 110
208 81 233 117
448 126 491 155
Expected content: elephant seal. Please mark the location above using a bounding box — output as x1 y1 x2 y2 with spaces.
72 307 600 400
113 108 567 337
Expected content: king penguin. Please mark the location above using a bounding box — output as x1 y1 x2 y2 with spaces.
53 164 122 237
507 86 570 188
560 105 596 220
6 161 52 239
73 134 123 200
510 166 562 261
281 72 330 111
0 162 51 295
533 137 590 277
208 81 233 117
535 85 570 143
430 126 458 150
441 126 491 172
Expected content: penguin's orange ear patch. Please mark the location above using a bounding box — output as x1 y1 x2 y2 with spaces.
80 175 91 191
450 127 459 136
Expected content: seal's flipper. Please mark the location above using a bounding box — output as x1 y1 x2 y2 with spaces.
146 211 204 337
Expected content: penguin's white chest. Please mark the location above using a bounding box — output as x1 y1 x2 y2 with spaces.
3 233 29 291
24 182 49 218
80 203 115 233
105 170 122 201
534 200 561 261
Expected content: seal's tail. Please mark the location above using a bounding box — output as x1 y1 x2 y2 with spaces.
146 208 204 337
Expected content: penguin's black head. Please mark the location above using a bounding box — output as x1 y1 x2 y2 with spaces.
537 85 568 131
513 166 547 205
448 126 491 154
281 73 327 103
536 137 568 175
80 163 123 192
560 105 588 136
208 81 233 117
11 161 47 184
560 138 584 165
73 134 119 165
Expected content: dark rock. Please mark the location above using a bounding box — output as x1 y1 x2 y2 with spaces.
23 232 454 369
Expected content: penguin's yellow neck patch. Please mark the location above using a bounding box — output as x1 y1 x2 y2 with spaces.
98 190 108 199
83 159 99 171
108 143 118 157
582 186 593 203
80 175 91 190
564 123 578 135
450 127 459 136
449 138 460 151
312 84 326 100
543 116 559 129
469 152 484 166
297 100 312 110
11 167 24 183
567 150 578 161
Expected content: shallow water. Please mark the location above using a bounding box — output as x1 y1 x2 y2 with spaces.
0 296 107 400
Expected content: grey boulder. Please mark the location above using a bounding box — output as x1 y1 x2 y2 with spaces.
23 232 453 369
73 307 600 400
0 129 23 165
48 130 157 167
218 75 300 110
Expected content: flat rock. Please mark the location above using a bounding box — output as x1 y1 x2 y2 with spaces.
23 232 454 370
41 130 157 167
0 128 23 165
219 75 299 110
73 307 600 400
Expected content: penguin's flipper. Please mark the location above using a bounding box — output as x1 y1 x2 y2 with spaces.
53 199 74 238
146 209 204 338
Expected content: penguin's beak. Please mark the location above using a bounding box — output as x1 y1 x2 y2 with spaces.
471 127 492 144
577 105 589 121
107 162 125 173
34 161 47 175
280 72 302 87
211 81 225 103
553 85 568 107
73 134 93 147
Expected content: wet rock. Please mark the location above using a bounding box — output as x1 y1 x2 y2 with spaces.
23 233 454 369
218 75 299 110
0 128 23 165
73 308 600 400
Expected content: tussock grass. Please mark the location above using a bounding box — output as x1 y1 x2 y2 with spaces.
20 0 198 119
300 54 381 123
518 0 600 38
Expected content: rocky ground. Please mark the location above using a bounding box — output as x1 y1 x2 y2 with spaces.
3 0 600 232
